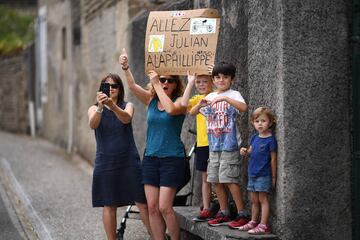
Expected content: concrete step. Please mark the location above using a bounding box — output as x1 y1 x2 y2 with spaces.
175 206 279 240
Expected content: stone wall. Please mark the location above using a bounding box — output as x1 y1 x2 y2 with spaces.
127 0 352 239
275 1 352 239
36 0 162 161
38 0 72 148
35 0 353 239
0 55 28 133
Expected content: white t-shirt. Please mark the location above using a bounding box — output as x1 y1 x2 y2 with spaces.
200 89 245 152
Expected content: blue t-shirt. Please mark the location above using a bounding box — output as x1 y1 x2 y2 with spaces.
248 133 277 177
200 89 245 152
145 97 185 157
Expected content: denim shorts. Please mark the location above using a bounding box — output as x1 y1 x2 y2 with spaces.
247 175 272 193
207 151 241 184
142 156 185 188
195 146 209 172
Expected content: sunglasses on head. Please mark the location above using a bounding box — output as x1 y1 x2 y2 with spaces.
109 83 120 89
159 77 176 84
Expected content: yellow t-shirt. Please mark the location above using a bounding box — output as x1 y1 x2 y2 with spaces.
188 94 209 147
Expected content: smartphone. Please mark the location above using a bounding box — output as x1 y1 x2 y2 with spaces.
99 83 110 97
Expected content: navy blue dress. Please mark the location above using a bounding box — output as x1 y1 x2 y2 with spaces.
92 102 146 207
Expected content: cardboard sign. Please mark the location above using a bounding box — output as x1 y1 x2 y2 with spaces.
145 8 220 75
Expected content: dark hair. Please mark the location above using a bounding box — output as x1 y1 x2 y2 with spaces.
212 62 236 79
100 73 125 104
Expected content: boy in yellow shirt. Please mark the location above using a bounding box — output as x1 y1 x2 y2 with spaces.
181 72 216 221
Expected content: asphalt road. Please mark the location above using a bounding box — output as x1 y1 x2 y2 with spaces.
0 130 149 240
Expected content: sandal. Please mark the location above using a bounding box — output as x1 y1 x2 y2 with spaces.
248 223 271 235
238 220 257 231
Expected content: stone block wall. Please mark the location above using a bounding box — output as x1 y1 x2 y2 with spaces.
274 1 352 239
0 55 28 133
35 0 353 239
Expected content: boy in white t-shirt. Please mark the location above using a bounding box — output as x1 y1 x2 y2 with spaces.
191 62 250 228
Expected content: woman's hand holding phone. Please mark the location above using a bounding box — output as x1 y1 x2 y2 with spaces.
96 92 108 107
104 97 115 110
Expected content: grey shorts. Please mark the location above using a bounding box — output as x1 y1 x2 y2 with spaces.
207 151 241 184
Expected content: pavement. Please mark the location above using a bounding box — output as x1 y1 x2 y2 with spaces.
0 178 27 240
0 130 149 240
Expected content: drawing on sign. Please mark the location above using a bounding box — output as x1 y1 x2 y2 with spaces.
145 9 220 75
171 11 185 17
148 35 165 52
190 18 217 35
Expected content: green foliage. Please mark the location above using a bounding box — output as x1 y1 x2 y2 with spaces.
0 5 35 55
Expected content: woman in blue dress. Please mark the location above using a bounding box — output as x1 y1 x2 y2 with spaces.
88 73 152 240
119 49 187 240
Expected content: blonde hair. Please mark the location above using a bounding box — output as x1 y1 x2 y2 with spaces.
251 106 277 130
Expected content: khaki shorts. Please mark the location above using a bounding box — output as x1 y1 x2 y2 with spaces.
207 151 241 183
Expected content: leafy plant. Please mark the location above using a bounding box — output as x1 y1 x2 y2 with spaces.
0 5 35 55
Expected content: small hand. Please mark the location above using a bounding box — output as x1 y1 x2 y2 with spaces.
210 96 226 105
187 70 197 84
199 98 210 107
207 64 214 75
148 70 160 85
104 97 115 110
119 48 129 69
240 147 248 156
96 92 108 107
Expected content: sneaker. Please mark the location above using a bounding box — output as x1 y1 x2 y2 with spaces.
207 212 231 226
228 215 250 229
238 220 257 231
209 201 220 217
192 209 213 222
248 223 271 235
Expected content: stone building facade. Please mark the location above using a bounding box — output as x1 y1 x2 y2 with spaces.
0 55 29 133
34 0 353 239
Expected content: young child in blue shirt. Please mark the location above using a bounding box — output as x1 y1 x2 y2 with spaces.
239 107 278 235
191 62 250 228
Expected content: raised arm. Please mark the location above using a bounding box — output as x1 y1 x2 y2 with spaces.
180 71 196 107
189 98 209 116
211 96 247 112
119 48 152 106
105 99 134 124
88 92 107 129
148 70 186 115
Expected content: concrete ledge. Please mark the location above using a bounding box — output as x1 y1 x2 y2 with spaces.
175 206 279 240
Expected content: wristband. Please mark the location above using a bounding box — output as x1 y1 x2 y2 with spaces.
122 66 129 71
96 106 103 113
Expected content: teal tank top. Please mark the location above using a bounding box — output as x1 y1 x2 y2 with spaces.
145 97 185 157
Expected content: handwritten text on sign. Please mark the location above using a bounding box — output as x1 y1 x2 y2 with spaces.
145 9 220 75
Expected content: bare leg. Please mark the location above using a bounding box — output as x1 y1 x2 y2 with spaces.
215 183 228 211
159 186 179 240
145 184 166 240
250 192 260 222
259 192 270 225
135 202 153 239
201 171 211 209
226 183 245 211
103 206 117 240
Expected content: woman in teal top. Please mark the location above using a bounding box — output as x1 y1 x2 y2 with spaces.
119 49 186 240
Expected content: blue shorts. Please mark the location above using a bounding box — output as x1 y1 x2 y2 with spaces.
195 146 209 172
142 156 185 188
247 175 272 193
